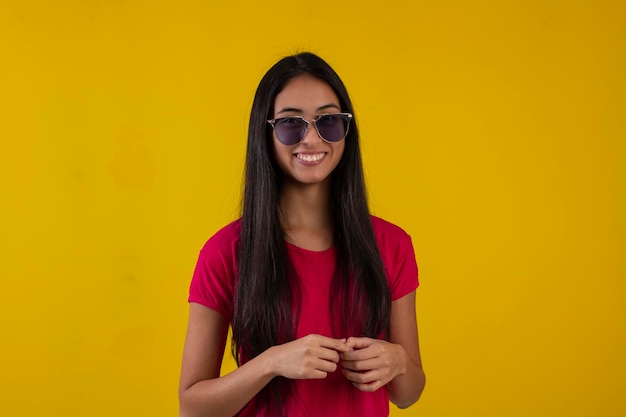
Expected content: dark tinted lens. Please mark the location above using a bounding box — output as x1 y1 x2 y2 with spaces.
315 114 348 142
274 117 307 145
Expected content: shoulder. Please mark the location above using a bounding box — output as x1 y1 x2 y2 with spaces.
199 219 241 256
370 215 415 268
370 215 412 247
190 220 241 318
370 215 420 297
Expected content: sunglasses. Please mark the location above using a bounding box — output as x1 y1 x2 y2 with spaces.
267 113 353 146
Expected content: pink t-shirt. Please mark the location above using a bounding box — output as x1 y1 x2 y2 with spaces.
189 216 419 417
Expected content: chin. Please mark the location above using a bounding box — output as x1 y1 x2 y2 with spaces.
285 173 332 186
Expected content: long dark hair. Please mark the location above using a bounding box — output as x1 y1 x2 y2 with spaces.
232 52 391 415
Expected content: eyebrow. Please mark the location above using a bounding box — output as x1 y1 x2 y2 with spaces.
276 103 340 115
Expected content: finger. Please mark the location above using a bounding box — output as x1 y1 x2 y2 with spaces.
313 335 351 353
315 346 341 363
342 368 382 385
341 357 381 372
351 380 384 392
346 336 374 350
307 369 329 380
298 354 337 377
340 346 378 361
313 358 339 374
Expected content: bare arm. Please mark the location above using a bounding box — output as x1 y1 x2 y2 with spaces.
340 291 425 408
179 302 350 417
179 303 273 417
387 290 425 408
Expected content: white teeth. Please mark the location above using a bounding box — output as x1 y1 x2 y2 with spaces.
296 153 324 162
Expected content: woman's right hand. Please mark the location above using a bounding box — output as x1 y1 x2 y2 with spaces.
180 305 351 417
267 334 350 380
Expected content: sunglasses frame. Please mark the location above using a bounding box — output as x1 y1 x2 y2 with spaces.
267 112 353 145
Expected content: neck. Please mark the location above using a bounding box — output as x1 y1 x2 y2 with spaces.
278 178 333 250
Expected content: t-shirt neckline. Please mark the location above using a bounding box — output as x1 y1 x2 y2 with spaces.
285 240 335 255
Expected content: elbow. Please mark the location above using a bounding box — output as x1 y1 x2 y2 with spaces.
389 370 426 409
178 389 197 417
390 392 422 410
178 394 190 417
392 400 414 410
391 395 420 410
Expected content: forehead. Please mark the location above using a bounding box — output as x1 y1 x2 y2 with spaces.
274 74 340 113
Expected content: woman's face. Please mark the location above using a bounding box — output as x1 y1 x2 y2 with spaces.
271 74 345 186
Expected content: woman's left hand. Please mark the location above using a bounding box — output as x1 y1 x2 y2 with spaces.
340 337 407 392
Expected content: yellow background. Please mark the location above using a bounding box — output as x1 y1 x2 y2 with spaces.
1 1 624 416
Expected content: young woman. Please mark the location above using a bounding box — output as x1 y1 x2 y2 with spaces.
179 52 425 417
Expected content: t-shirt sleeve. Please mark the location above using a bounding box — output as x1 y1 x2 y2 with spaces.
370 216 419 301
387 232 419 301
187 227 238 320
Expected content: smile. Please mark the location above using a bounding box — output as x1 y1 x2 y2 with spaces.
295 153 325 162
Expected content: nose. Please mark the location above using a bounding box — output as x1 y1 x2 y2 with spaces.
300 120 323 145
